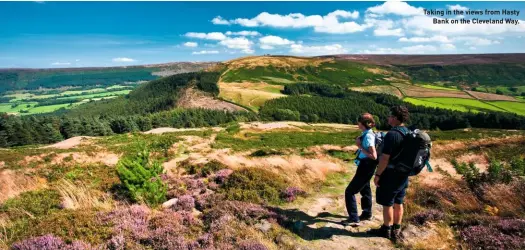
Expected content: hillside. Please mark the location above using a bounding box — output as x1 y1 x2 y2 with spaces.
216 55 525 114
1 123 524 249
0 62 216 94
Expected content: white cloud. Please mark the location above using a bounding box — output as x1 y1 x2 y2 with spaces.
112 57 136 62
259 35 294 46
212 16 230 25
469 46 477 50
225 31 261 36
399 35 451 43
366 1 424 16
441 43 456 50
361 45 437 54
455 37 501 46
75 59 80 62
260 44 275 50
241 48 255 54
290 44 348 55
447 4 469 11
192 50 219 55
226 10 365 34
219 37 253 50
51 62 71 66
184 42 198 47
456 15 466 19
185 32 226 40
374 28 404 37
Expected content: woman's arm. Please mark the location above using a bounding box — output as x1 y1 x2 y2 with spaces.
360 145 377 160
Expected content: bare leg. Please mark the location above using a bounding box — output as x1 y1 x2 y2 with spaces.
393 203 403 225
383 206 394 226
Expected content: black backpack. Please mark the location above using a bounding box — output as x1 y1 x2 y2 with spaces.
391 128 432 176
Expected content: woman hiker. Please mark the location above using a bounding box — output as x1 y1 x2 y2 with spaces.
343 113 379 227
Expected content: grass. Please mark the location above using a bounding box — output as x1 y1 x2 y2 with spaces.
420 84 458 91
403 97 506 113
56 90 131 100
213 131 360 151
489 101 525 116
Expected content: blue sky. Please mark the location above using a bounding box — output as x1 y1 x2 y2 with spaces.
1 1 524 68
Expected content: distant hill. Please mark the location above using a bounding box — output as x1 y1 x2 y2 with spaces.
328 53 525 65
0 62 216 93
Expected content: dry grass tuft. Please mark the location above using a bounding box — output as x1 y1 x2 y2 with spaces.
56 179 113 210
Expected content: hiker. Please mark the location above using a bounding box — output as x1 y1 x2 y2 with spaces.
367 105 411 241
343 113 379 227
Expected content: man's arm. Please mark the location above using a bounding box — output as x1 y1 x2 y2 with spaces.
374 154 390 186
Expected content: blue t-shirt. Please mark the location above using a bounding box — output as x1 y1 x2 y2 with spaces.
357 129 376 160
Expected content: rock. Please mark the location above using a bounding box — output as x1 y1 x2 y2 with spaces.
255 219 272 233
192 208 202 217
275 233 296 248
162 198 178 208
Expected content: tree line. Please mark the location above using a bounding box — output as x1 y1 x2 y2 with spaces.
262 83 525 130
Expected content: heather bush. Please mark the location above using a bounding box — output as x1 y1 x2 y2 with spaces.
221 168 288 204
460 219 525 250
174 195 195 212
0 190 61 220
202 200 278 227
11 235 95 250
185 160 228 177
9 210 112 246
238 240 268 250
116 147 167 207
410 209 446 225
11 234 65 250
281 187 306 202
214 169 233 184
99 205 150 241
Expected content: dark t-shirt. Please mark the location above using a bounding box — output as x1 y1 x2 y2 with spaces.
382 126 408 161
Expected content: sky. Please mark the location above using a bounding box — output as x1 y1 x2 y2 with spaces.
1 1 525 68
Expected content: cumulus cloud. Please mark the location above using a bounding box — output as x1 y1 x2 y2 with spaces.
457 37 501 46
290 44 348 55
218 10 365 34
447 4 469 11
361 45 437 54
374 28 404 37
212 16 230 25
260 44 275 50
185 32 226 40
259 35 294 45
219 37 253 50
441 43 456 50
51 62 71 66
399 35 451 43
192 50 219 55
469 46 477 50
225 31 261 36
112 57 136 62
366 1 424 16
184 42 198 47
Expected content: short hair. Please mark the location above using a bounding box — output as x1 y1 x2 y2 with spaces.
390 105 409 123
358 113 376 129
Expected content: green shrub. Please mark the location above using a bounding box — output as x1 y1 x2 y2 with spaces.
116 147 167 207
249 149 283 157
0 189 61 220
327 150 353 162
225 123 241 134
221 168 288 204
185 160 228 177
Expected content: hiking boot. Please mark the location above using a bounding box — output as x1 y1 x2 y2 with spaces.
359 213 372 221
367 225 391 239
342 219 360 227
391 227 403 243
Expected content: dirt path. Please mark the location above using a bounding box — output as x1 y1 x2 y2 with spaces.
278 167 396 250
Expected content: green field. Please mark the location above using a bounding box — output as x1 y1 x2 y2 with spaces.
403 97 507 113
0 84 137 115
490 101 525 116
419 84 458 91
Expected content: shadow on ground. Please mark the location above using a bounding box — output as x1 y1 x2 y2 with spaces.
270 207 377 241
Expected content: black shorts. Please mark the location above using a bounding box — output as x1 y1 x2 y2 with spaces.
376 168 409 207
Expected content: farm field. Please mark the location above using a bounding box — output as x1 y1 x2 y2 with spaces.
218 82 285 111
490 101 525 116
418 84 458 91
350 85 404 98
465 90 517 101
392 83 472 99
403 97 508 113
0 84 137 115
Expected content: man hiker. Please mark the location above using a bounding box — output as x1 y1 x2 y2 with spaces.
367 105 410 241
343 113 379 227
